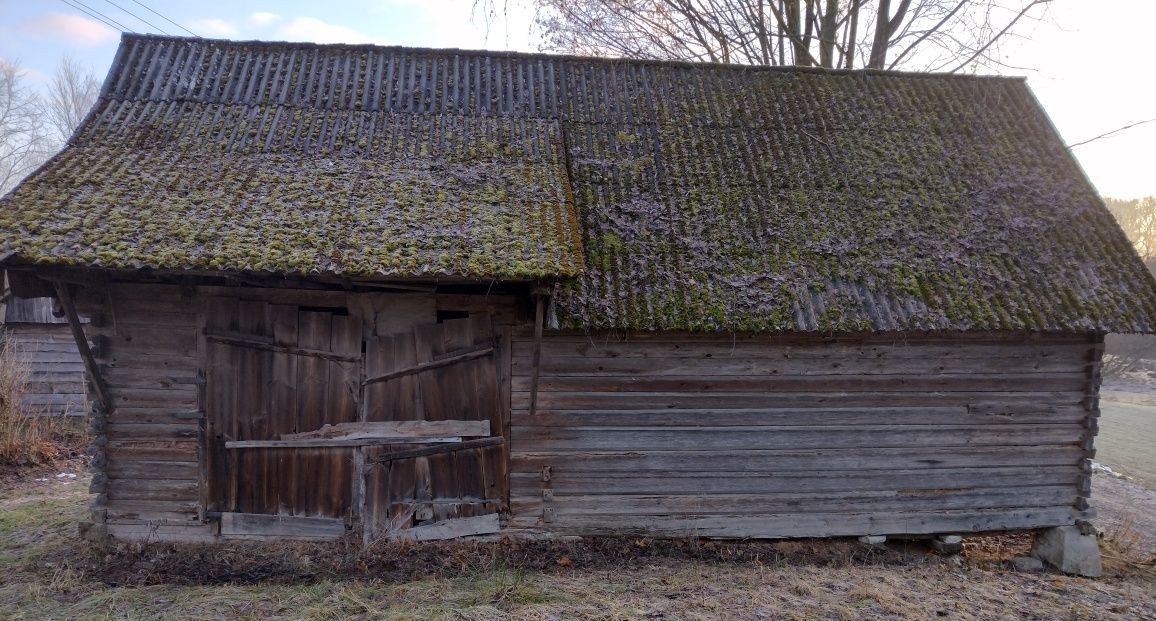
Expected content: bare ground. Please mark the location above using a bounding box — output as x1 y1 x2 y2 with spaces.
1 469 1155 620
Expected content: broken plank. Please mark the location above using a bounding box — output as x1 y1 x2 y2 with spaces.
226 437 462 449
282 420 490 441
370 436 505 464
392 513 500 541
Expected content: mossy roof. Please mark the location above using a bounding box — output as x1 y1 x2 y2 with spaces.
3 34 1155 332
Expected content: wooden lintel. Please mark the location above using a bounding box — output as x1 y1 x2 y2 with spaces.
283 420 490 441
363 345 494 386
370 436 504 465
53 282 113 414
206 333 360 363
226 437 463 449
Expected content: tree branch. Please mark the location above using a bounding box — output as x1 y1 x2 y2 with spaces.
1067 118 1156 149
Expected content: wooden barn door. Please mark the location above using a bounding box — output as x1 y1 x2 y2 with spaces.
360 314 506 542
202 297 360 535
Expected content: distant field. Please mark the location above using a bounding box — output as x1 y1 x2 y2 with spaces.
1098 400 1156 489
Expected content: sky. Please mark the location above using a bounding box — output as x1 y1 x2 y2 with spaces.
0 0 1153 199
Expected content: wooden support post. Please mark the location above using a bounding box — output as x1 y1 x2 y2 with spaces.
529 293 545 417
53 282 113 415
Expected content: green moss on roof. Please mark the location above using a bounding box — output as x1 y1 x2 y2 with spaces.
1 113 582 279
3 33 1156 333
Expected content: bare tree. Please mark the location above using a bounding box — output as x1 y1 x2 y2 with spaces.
527 0 1051 71
1106 197 1156 273
1103 196 1156 379
0 60 50 196
43 55 100 147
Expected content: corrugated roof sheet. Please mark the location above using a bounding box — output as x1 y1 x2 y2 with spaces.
3 34 1155 333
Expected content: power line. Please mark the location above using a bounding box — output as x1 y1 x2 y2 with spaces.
100 0 171 36
125 0 200 37
57 0 133 32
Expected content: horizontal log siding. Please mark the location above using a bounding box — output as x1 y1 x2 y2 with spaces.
75 284 208 538
5 324 88 416
509 333 1099 538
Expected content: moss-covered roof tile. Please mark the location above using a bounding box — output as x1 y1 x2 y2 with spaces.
3 34 1155 332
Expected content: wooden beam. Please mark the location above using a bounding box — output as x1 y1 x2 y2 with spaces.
219 512 345 539
53 282 113 414
371 436 505 464
226 437 463 449
205 333 360 363
392 513 500 541
282 420 490 441
529 294 544 417
362 344 494 386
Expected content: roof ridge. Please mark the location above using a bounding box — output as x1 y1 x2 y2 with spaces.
116 32 1026 82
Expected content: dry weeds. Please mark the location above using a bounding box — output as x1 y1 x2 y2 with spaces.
0 330 88 467
2 475 1155 620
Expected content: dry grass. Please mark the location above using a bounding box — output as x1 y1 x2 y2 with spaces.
0 331 88 466
1 476 1154 621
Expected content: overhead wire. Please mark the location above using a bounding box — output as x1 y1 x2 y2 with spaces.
57 0 131 32
99 0 171 36
124 0 200 37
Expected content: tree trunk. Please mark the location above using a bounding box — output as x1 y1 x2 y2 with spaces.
819 0 839 68
844 0 860 68
868 0 892 68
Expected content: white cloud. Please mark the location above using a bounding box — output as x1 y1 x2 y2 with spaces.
190 18 240 38
277 17 384 45
248 12 282 28
23 13 118 46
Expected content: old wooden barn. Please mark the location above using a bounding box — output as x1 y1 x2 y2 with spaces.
2 34 1155 544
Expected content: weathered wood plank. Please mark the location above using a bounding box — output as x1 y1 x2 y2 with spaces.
509 445 1086 473
528 507 1076 538
391 513 500 541
103 522 218 543
512 354 1089 376
514 374 1087 393
363 345 493 386
106 460 199 479
205 332 360 363
225 437 463 449
511 424 1084 451
283 420 490 440
370 436 504 464
513 339 1093 360
511 486 1078 517
104 500 200 522
106 478 200 501
513 391 1086 410
511 406 1085 427
219 512 346 540
511 465 1080 495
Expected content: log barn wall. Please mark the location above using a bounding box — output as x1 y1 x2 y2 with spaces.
74 284 213 541
68 281 1103 542
508 332 1101 538
3 297 87 417
71 282 521 542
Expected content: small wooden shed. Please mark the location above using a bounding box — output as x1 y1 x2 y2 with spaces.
2 34 1155 543
1 274 88 417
